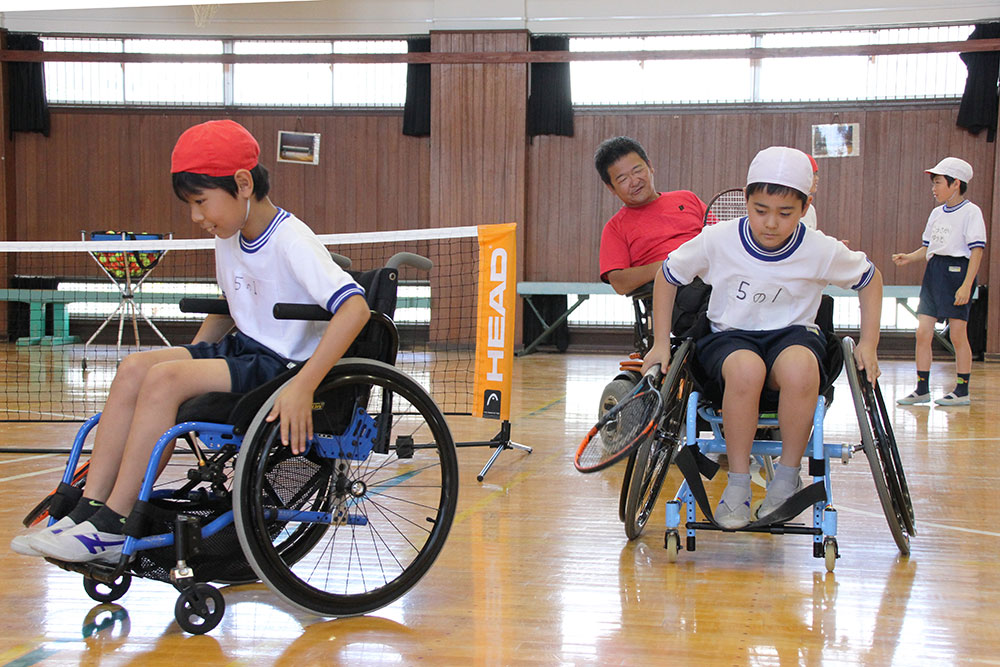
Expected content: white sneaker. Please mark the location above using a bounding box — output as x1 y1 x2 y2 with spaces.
31 520 126 563
934 392 971 406
10 516 76 557
897 391 930 405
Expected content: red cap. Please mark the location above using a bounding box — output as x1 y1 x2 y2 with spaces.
171 120 259 176
807 154 818 173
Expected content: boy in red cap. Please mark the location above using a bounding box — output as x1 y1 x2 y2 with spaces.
893 157 986 406
13 120 370 563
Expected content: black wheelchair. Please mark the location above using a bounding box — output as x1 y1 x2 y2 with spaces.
23 253 459 633
618 330 916 571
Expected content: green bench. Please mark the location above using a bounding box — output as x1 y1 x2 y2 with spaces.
0 288 216 346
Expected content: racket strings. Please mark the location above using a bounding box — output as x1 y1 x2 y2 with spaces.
706 189 746 224
577 389 662 470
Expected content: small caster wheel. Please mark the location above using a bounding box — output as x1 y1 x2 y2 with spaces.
823 538 838 572
84 573 132 603
174 583 225 635
665 531 681 563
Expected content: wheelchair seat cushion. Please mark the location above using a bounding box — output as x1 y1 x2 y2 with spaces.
175 364 302 432
689 327 843 411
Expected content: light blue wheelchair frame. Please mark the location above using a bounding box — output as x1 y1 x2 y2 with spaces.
664 392 850 571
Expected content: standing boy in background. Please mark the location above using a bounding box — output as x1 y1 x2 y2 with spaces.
893 157 986 406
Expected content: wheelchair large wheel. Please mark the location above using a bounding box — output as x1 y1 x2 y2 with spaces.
842 338 915 555
597 376 639 523
233 359 459 617
623 339 694 540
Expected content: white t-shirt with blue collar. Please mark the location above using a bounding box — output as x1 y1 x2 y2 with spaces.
214 208 364 361
662 217 875 333
921 199 987 259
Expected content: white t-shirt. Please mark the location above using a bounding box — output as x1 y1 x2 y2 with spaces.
215 208 364 361
800 204 817 231
921 199 987 259
662 217 875 332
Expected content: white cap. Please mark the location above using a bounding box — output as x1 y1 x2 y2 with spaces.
746 146 813 197
925 157 973 183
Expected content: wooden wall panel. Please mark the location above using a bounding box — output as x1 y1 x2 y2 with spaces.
12 111 430 242
525 104 995 290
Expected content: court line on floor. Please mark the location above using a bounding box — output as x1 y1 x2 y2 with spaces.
837 504 1000 537
0 466 66 484
0 454 59 465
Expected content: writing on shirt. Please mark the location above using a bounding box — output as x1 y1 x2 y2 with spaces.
726 276 791 328
232 273 261 296
735 279 784 304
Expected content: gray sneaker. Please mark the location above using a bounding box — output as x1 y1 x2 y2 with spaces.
935 392 970 406
757 475 804 523
897 391 930 405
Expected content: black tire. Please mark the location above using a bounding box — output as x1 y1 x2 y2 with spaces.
842 337 913 555
233 359 459 617
598 376 638 523
623 339 694 540
174 584 225 635
83 573 132 603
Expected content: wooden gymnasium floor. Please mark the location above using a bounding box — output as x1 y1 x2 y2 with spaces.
0 350 998 666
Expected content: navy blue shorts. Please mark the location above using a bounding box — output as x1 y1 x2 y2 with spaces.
917 255 975 322
184 332 295 394
695 325 827 404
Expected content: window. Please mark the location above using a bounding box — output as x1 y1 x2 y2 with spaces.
41 36 407 107
570 24 974 105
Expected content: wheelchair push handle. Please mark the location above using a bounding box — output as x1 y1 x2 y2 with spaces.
386 252 433 272
179 298 231 316
330 252 352 270
273 303 332 321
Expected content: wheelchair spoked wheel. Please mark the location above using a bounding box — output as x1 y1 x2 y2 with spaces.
233 359 459 617
842 338 915 555
623 339 694 540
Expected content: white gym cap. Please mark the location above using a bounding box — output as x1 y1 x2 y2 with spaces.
925 157 973 183
746 146 813 198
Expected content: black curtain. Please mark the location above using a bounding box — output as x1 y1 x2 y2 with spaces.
7 33 50 137
402 38 431 137
526 35 573 137
957 23 1000 143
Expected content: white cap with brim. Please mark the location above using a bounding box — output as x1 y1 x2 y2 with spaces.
925 157 973 183
746 146 813 198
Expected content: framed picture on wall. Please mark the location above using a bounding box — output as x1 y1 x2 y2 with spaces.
811 123 860 158
277 130 321 165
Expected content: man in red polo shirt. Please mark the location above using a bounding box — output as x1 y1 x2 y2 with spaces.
596 136 707 295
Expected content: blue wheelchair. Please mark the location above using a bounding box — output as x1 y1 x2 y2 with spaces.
619 332 916 572
24 254 459 633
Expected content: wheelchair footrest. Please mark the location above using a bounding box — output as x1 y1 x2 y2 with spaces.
686 521 822 536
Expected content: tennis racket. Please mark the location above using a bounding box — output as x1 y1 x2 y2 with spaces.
575 369 664 473
704 188 746 225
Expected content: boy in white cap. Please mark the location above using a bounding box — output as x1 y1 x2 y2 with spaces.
643 146 883 529
893 157 986 406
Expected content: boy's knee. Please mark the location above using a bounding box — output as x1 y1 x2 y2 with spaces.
722 352 766 392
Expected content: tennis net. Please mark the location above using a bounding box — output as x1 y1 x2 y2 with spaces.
0 226 479 420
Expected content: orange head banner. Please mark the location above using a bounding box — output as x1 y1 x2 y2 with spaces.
472 223 517 420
